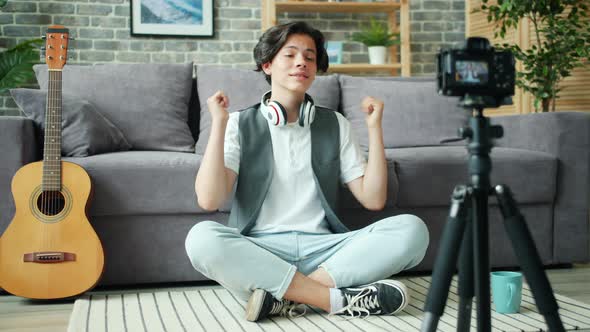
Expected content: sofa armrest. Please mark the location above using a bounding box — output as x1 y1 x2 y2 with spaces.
492 111 590 263
0 116 40 235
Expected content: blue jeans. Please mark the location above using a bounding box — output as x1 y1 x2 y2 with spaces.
185 215 429 301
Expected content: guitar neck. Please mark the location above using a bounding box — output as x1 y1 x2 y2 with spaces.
42 70 63 191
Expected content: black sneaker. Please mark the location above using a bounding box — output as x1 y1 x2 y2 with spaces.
333 279 409 317
245 289 306 322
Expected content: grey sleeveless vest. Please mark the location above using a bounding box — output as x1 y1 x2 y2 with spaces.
228 104 349 235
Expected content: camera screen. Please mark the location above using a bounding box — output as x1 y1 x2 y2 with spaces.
455 60 489 84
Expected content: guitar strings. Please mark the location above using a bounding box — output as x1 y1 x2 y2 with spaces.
41 67 65 255
56 70 61 216
43 69 62 218
49 70 53 216
52 69 55 216
52 70 60 217
44 70 50 218
51 70 53 216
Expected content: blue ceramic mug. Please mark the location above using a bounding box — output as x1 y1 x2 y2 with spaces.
491 271 523 314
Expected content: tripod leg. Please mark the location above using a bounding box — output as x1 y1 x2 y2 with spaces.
472 186 492 332
457 209 474 332
494 185 565 332
421 186 470 332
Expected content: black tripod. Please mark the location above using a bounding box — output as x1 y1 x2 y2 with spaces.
420 96 565 332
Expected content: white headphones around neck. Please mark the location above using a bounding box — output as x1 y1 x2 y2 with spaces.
259 91 316 127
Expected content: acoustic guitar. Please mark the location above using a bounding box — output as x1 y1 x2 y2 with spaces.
0 25 104 299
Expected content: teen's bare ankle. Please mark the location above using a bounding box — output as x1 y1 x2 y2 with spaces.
308 267 336 288
283 272 331 312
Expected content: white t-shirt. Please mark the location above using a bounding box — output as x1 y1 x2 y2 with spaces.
224 110 367 235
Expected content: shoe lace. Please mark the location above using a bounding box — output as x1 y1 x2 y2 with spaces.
269 300 307 318
333 288 380 318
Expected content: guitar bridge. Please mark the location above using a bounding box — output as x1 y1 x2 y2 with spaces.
23 252 76 263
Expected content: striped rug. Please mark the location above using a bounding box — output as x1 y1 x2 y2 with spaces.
67 277 590 332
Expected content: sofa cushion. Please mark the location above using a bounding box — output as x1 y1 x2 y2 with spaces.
34 63 195 152
194 65 341 154
339 75 466 150
64 151 205 216
391 146 557 207
10 88 131 157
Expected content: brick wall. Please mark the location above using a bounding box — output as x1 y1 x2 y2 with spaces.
0 0 465 115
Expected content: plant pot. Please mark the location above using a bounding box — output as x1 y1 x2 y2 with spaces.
368 46 387 65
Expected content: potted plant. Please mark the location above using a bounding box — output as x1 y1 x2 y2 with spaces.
481 0 590 112
351 18 399 65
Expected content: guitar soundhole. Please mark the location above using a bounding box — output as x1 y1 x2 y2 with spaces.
36 191 66 216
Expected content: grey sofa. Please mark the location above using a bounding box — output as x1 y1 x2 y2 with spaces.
1 63 588 287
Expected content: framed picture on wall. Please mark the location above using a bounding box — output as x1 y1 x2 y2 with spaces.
326 41 343 64
131 0 213 37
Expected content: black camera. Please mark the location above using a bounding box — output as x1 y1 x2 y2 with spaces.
437 37 515 101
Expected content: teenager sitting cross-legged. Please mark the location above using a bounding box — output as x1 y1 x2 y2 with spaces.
185 21 429 322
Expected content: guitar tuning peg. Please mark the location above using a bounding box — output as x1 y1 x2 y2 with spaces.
41 36 46 40
40 48 46 61
68 47 76 53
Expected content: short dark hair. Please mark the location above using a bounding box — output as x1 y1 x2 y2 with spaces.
253 21 329 84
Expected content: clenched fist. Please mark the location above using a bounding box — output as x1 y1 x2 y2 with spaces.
361 96 384 129
207 90 230 124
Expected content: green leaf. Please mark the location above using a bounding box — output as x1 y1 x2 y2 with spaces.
0 39 43 94
501 1 510 12
534 99 541 111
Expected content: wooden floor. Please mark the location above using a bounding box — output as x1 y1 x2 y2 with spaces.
1 264 589 332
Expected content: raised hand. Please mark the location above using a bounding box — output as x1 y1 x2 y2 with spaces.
207 90 230 123
361 96 384 129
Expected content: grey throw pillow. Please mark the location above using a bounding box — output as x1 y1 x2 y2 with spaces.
339 75 467 150
194 65 341 154
10 88 132 157
34 63 195 152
